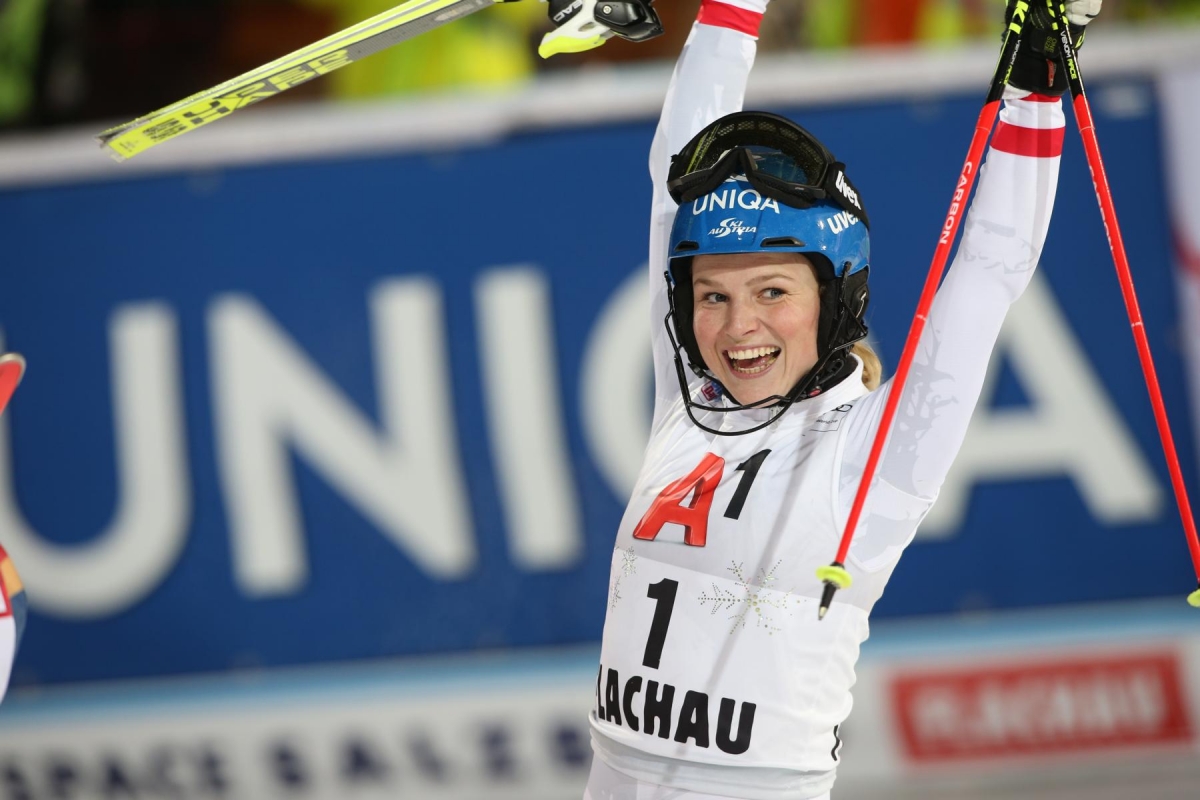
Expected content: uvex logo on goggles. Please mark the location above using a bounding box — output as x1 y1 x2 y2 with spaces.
835 170 861 212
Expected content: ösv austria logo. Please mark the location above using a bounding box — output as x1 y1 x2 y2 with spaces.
709 218 757 239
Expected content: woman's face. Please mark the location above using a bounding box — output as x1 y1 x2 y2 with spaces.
691 252 822 407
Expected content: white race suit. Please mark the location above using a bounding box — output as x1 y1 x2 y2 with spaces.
585 3 1066 799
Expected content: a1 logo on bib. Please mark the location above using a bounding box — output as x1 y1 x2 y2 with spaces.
632 450 770 547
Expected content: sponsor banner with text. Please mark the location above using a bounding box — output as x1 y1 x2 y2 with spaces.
0 77 1194 689
0 654 597 800
4 622 1198 800
890 650 1193 762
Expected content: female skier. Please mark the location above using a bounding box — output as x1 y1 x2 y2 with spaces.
544 0 1102 797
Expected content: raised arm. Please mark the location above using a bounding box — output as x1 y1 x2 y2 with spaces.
836 0 1104 572
842 87 1067 570
648 1 766 429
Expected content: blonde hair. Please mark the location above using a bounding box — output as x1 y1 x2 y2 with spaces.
852 341 883 391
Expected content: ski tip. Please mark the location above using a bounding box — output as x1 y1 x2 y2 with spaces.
1188 585 1200 608
94 131 134 163
97 142 129 163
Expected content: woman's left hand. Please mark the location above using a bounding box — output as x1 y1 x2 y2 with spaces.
1006 0 1103 95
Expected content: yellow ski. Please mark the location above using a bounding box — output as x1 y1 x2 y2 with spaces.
96 0 503 161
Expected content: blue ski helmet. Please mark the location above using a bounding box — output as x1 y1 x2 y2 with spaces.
664 112 871 433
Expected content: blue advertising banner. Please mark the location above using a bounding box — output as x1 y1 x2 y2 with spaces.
0 78 1193 686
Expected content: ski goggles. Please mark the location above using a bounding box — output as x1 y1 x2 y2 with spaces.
666 111 869 229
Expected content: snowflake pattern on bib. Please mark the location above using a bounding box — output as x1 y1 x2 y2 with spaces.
609 547 639 610
698 561 801 635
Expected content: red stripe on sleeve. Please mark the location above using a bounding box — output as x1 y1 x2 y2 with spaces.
697 0 763 37
991 121 1065 157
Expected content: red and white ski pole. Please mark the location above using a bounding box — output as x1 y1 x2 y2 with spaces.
0 354 25 418
1049 1 1200 608
816 4 1034 619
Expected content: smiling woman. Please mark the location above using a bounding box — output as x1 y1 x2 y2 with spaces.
661 110 873 436
689 252 884 404
547 0 1100 799
690 252 823 408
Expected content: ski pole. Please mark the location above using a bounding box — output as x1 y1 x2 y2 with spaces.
816 3 1034 620
1049 0 1200 608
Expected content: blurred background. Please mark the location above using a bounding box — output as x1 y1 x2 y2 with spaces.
2 0 1200 798
1 0 1199 129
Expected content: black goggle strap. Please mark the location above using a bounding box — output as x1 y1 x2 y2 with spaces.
821 161 870 229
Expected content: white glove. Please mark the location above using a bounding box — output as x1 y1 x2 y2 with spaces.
1066 0 1102 28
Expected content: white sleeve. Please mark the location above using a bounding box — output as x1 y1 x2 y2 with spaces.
648 12 761 432
841 89 1066 570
